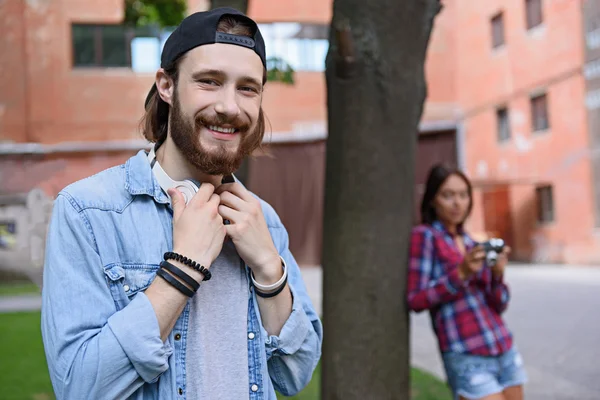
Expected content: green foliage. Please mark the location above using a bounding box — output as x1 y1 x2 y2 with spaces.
124 0 187 28
266 57 295 85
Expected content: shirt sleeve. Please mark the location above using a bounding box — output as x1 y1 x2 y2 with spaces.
406 226 467 312
485 270 511 314
258 226 323 397
41 193 172 400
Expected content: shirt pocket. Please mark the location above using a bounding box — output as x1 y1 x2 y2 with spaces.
103 263 159 310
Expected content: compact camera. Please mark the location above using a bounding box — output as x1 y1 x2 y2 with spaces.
480 238 505 267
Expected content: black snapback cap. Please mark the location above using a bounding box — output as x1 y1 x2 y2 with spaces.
144 7 266 109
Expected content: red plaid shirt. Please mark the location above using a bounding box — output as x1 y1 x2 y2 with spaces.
407 221 513 356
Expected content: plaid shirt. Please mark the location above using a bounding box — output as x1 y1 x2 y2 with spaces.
407 221 513 356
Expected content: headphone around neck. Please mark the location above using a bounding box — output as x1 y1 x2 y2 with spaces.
147 145 200 205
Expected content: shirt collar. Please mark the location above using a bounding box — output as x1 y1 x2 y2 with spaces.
431 220 475 245
123 149 241 206
124 150 170 205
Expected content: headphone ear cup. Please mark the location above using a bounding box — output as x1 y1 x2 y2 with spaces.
175 180 199 205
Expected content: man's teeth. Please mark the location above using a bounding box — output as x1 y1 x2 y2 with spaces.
209 125 236 134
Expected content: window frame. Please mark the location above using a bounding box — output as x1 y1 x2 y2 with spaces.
491 12 506 49
525 0 544 30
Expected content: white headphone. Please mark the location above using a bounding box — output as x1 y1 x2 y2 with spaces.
147 145 200 205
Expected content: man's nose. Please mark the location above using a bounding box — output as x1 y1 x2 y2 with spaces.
214 87 240 119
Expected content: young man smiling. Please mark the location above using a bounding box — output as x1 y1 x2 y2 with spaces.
41 8 322 400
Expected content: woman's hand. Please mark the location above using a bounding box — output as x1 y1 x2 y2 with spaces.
491 246 511 279
458 245 486 281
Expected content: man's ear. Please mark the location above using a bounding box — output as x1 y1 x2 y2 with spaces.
156 68 175 106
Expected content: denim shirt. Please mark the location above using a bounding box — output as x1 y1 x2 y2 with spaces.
41 150 323 400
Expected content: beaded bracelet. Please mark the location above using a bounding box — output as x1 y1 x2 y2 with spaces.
164 251 212 281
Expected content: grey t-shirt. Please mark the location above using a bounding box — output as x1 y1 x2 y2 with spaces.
185 239 250 399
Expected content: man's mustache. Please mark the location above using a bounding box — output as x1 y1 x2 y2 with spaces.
195 114 251 133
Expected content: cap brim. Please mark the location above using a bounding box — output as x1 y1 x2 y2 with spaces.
144 83 158 109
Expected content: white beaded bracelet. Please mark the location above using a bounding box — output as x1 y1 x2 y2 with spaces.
251 256 287 292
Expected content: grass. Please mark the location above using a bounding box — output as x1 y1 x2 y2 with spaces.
0 312 54 400
277 362 451 400
0 282 41 297
0 311 451 400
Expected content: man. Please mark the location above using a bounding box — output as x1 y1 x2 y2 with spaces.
41 8 322 400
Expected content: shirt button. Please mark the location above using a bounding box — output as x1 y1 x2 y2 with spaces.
123 285 130 292
174 333 181 341
251 384 259 392
248 332 255 340
178 387 183 395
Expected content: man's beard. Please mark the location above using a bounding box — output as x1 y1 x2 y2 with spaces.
169 93 257 176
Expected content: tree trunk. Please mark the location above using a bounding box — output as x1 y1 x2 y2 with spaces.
322 1 441 399
210 0 248 13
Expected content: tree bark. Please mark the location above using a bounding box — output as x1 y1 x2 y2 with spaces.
210 0 248 13
322 1 441 399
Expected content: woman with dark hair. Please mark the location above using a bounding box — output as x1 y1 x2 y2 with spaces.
407 164 527 400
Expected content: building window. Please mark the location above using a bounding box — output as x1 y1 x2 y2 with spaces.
525 0 543 30
496 106 511 142
72 24 132 67
258 23 329 72
491 12 505 48
536 185 554 223
530 92 550 132
72 24 170 70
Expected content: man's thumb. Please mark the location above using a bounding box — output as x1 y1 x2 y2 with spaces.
168 188 184 218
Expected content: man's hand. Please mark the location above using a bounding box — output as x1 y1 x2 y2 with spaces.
491 246 511 279
215 183 281 283
169 184 226 270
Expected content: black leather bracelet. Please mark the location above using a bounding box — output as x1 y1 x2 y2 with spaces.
160 261 200 292
254 275 288 299
156 268 195 297
164 251 212 281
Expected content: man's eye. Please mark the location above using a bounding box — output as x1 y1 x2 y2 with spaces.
198 79 218 85
240 86 258 93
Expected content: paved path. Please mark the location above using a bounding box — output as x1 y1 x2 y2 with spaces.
302 265 600 400
0 294 42 313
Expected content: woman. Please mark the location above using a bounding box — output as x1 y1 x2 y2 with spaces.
407 164 527 400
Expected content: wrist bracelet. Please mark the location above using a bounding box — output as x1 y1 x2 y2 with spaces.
156 268 195 297
255 274 288 298
160 261 200 292
164 251 212 281
251 256 287 292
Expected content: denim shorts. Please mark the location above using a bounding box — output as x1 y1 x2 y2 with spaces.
441 347 528 400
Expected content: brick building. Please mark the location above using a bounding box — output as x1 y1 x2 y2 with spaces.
0 0 597 266
438 0 598 265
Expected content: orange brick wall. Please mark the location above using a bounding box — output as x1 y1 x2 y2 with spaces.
249 0 332 24
453 0 596 263
423 1 459 121
0 0 28 143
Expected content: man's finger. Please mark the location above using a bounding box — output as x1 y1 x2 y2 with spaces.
218 190 246 211
218 205 242 223
188 183 215 207
168 188 185 221
216 183 253 202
